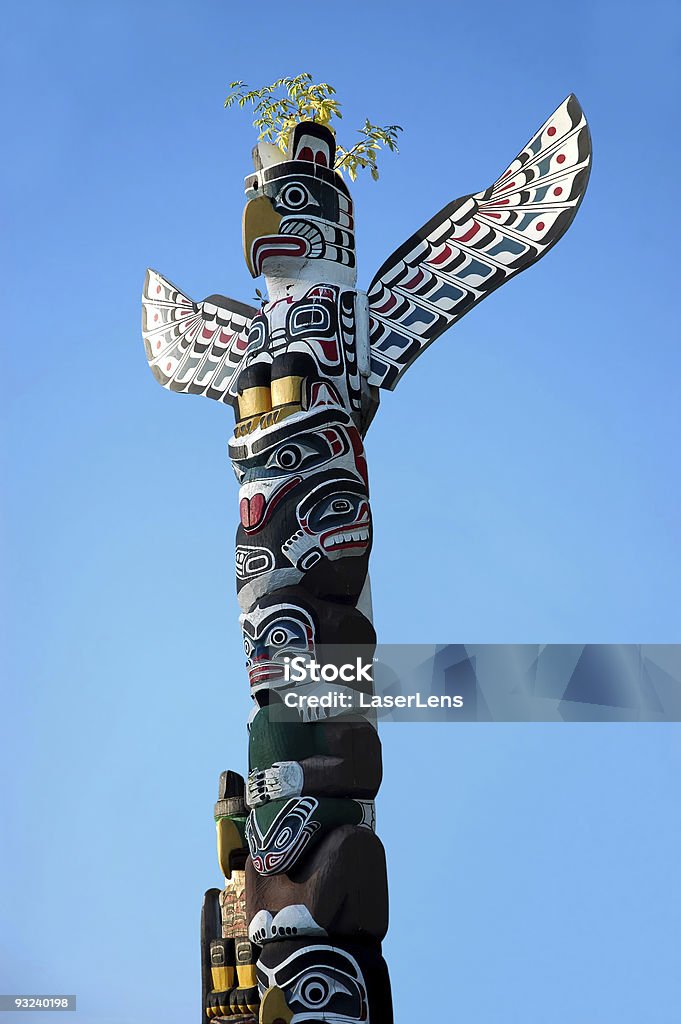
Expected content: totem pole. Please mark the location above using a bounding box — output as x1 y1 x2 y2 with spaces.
142 94 591 1022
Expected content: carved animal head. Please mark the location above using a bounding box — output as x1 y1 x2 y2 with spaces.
242 122 355 283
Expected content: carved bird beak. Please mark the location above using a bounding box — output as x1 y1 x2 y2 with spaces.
215 817 245 880
243 196 282 277
259 985 293 1024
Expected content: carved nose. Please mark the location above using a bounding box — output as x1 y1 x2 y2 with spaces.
259 985 293 1024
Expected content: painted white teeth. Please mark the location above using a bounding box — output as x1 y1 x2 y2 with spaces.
322 527 370 548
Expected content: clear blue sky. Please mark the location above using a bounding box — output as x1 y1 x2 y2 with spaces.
1 1 680 1021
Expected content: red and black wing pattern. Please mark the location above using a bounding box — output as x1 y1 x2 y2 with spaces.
142 269 257 406
367 94 592 389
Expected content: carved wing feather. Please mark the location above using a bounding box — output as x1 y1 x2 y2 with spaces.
367 94 592 389
142 269 257 405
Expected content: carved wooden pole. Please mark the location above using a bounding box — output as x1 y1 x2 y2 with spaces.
142 97 591 1023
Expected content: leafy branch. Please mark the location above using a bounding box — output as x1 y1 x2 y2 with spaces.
225 73 402 181
335 120 402 182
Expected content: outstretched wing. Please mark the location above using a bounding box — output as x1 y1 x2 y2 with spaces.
142 269 257 406
367 94 592 389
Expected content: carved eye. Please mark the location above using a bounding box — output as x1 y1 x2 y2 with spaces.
277 182 318 211
243 637 254 658
267 627 296 647
289 974 352 1009
276 446 301 469
289 304 331 334
266 441 318 472
315 496 358 528
324 498 352 518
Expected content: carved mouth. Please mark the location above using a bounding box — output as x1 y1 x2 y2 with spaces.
320 524 371 551
251 234 309 276
248 662 286 685
251 220 325 275
280 218 325 253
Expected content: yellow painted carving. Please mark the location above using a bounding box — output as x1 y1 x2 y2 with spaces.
242 197 282 275
238 386 272 419
271 376 303 408
211 965 235 992
259 986 293 1024
216 818 244 880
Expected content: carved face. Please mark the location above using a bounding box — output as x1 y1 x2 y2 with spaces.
257 944 370 1024
242 123 355 281
241 599 316 691
285 475 371 570
237 427 350 531
235 467 371 612
232 411 366 525
240 587 376 699
231 333 371 611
